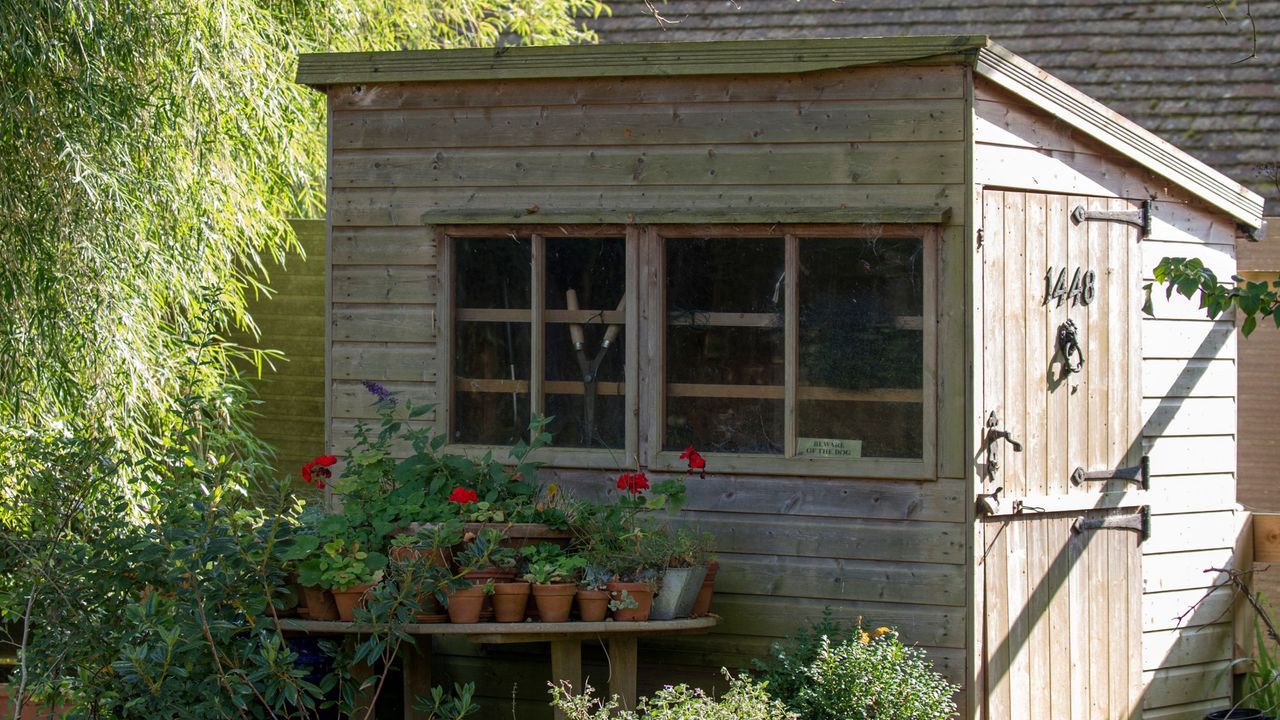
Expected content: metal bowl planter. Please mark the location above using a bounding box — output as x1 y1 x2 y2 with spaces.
1204 710 1273 720
648 565 708 620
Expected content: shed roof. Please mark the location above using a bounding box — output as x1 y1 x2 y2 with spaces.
588 0 1280 214
298 35 1264 229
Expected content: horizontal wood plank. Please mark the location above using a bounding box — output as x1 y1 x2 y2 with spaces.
1141 550 1235 593
330 185 961 226
332 226 437 265
669 511 965 564
542 470 966 522
332 303 436 342
331 379 437 419
1142 624 1233 671
1142 660 1233 709
1142 436 1236 476
1143 359 1235 399
1143 587 1233 632
331 343 438 382
1141 319 1236 360
334 98 966 149
714 553 966 606
328 66 968 111
712 593 964 648
331 143 965 189
333 265 438 303
1141 397 1237 438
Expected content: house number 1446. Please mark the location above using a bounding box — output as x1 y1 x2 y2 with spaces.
1044 266 1096 306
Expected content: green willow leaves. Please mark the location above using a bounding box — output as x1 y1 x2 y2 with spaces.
0 0 606 442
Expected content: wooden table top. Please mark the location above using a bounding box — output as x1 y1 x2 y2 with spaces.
277 616 718 643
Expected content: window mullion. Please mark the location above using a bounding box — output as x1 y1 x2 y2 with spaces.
530 233 545 435
784 233 799 458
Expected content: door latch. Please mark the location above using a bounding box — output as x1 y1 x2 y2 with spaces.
984 411 1023 479
1072 506 1151 542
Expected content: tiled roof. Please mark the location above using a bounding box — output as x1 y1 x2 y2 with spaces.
590 0 1280 212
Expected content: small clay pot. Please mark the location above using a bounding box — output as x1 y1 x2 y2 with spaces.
690 560 719 618
531 583 577 622
575 589 610 622
491 581 531 622
331 583 374 622
605 581 654 622
389 545 452 568
446 585 486 624
302 585 339 621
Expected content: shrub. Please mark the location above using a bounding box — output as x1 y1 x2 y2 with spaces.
752 612 959 720
549 670 796 720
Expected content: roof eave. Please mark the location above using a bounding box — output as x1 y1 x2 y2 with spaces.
975 43 1264 230
295 34 990 87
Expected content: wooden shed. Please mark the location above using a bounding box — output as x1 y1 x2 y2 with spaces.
297 36 1264 720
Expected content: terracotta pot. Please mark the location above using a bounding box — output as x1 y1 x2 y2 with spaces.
463 522 573 551
690 561 719 618
605 581 654 622
331 583 374 622
302 585 339 621
575 589 610 622
491 581 531 622
446 585 486 624
389 545 452 568
531 583 577 622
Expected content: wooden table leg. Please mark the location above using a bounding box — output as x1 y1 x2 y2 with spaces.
607 636 638 711
402 636 432 720
550 639 583 720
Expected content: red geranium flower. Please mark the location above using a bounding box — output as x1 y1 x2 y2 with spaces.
302 454 337 484
301 462 314 483
449 487 479 505
317 455 337 467
616 472 650 494
680 446 707 478
316 480 326 490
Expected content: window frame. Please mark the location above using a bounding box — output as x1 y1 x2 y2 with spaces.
641 224 938 480
437 224 640 469
438 223 937 479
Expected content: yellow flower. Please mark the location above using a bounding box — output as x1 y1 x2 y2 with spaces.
547 483 560 498
872 627 892 638
858 631 870 644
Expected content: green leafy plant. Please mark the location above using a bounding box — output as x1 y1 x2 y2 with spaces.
521 544 587 585
753 612 958 720
1146 256 1278 336
414 681 482 719
549 670 795 720
298 538 388 591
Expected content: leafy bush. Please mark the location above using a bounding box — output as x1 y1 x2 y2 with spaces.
549 670 795 720
753 612 959 720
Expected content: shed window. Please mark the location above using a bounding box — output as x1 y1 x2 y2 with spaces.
446 230 633 456
442 224 934 478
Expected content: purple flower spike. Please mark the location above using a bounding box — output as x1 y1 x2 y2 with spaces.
362 380 397 404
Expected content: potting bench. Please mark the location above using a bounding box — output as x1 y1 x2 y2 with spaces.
278 617 718 720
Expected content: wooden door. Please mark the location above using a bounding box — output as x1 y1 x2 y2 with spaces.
979 190 1144 720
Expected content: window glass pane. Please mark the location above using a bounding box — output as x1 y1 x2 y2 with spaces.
453 322 530 445
665 237 784 454
453 237 531 445
797 237 924 460
455 237 530 309
543 237 627 449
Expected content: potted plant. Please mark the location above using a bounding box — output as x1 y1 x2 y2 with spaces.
576 564 612 622
649 529 711 620
445 581 488 624
690 554 719 618
300 538 388 621
489 577 531 623
522 544 586 623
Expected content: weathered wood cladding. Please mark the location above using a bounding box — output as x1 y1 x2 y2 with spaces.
325 64 970 717
975 79 1241 719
